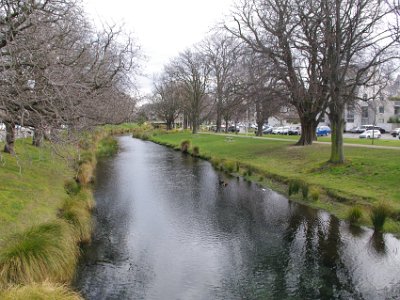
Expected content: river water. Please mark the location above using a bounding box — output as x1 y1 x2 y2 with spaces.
74 136 400 299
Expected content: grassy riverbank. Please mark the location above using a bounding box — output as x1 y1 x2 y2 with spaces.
0 124 135 299
148 130 400 234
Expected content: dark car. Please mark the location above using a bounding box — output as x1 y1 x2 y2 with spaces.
362 125 386 134
227 126 239 133
390 128 400 137
348 126 365 133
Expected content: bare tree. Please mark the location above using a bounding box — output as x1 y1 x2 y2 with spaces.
167 49 211 134
226 0 329 145
0 1 141 152
201 33 242 132
321 0 397 163
152 74 183 129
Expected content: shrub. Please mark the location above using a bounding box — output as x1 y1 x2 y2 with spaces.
64 179 81 196
192 146 200 157
347 206 363 224
180 140 191 153
0 221 79 288
371 202 391 231
0 282 83 300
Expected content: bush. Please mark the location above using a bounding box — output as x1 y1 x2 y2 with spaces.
371 202 391 231
347 206 363 224
64 180 81 196
0 221 79 288
180 140 191 153
0 282 83 300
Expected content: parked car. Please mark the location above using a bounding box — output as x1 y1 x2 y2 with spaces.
227 125 239 133
316 126 331 136
359 129 381 139
361 125 386 134
254 126 273 135
348 126 365 133
288 126 301 135
390 128 400 137
272 127 282 134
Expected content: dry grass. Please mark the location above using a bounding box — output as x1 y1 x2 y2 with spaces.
0 282 83 300
0 221 79 288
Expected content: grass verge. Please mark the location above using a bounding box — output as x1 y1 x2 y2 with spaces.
0 123 134 297
140 129 400 234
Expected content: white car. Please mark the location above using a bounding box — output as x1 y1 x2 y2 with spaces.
359 129 381 139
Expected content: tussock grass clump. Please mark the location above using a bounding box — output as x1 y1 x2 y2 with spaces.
309 187 320 202
288 179 309 200
301 184 309 200
192 146 200 157
96 136 118 158
0 282 83 300
211 157 222 169
0 221 79 288
288 179 301 196
59 194 93 244
347 206 363 224
64 179 81 196
371 202 391 231
76 162 94 186
222 160 236 173
180 140 191 153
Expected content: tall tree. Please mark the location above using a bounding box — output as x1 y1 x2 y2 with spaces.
167 49 211 134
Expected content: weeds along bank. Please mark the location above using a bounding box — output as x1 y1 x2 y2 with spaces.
132 127 400 235
0 124 135 299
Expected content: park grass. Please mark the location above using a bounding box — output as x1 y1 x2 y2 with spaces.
0 124 133 297
150 131 400 233
0 138 73 236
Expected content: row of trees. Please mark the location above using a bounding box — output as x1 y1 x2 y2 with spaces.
150 0 400 164
0 0 141 154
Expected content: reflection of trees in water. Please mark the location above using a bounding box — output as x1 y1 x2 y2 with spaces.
273 205 363 299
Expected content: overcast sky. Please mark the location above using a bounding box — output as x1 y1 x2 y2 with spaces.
84 0 235 95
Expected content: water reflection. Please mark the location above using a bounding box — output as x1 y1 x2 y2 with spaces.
75 136 400 300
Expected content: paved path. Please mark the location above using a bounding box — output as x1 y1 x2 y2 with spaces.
202 132 400 150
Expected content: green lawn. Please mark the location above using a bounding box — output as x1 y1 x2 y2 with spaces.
152 131 400 231
0 139 73 239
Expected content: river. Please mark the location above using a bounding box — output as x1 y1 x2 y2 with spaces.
74 136 400 299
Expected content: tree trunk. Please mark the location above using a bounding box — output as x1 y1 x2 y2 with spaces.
225 119 229 133
32 128 44 147
296 117 317 145
216 101 222 132
256 119 264 136
4 121 15 154
329 107 345 164
183 113 188 130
